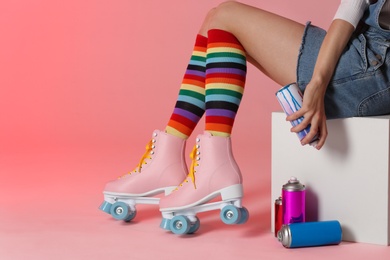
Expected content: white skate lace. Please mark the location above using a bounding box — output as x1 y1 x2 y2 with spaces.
175 145 198 190
118 140 153 179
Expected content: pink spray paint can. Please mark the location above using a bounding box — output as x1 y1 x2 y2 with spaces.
282 177 306 224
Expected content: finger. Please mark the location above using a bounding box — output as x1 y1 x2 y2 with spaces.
286 109 305 122
299 114 321 145
290 116 311 133
314 121 328 150
300 124 319 146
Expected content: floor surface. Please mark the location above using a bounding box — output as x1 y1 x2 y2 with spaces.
1 146 390 260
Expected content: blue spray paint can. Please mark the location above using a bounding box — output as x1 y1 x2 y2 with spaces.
277 221 342 248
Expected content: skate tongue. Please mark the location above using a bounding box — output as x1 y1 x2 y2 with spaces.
187 145 198 189
174 145 198 191
137 140 154 173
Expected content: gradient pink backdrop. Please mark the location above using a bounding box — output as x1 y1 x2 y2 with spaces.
4 1 388 260
0 0 338 156
0 0 339 204
0 0 338 196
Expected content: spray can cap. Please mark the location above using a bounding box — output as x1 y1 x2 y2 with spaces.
283 176 305 191
277 225 291 247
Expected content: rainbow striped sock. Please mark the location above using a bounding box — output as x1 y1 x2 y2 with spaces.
205 29 246 137
165 34 208 139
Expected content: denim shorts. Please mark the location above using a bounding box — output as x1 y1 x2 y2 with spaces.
296 22 390 119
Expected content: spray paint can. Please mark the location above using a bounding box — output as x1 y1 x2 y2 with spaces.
274 197 283 237
277 221 342 248
282 177 305 224
275 83 319 146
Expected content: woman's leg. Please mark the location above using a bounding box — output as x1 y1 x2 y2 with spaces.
165 35 208 139
166 1 307 140
100 37 209 211
166 1 306 139
205 29 247 137
160 13 249 212
103 2 309 221
160 2 307 214
200 1 305 86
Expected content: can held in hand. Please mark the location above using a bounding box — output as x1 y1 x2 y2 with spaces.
282 177 305 224
274 197 283 237
277 221 342 248
275 83 319 145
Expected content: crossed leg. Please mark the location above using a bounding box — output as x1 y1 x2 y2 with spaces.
199 1 306 86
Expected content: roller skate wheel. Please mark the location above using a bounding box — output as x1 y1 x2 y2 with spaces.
169 215 191 235
187 217 200 234
237 207 249 224
124 210 137 222
220 205 241 225
110 201 132 221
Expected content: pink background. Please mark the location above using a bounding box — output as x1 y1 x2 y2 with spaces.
0 0 338 156
1 0 389 259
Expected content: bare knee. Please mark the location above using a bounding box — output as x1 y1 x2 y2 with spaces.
199 1 244 35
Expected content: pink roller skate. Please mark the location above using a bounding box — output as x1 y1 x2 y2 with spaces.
159 132 249 234
99 130 187 222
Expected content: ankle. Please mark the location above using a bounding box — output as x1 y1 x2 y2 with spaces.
205 130 230 137
165 127 189 140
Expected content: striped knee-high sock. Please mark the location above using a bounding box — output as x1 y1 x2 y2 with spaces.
165 34 208 139
205 29 246 136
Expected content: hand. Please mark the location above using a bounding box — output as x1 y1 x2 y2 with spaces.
286 81 328 150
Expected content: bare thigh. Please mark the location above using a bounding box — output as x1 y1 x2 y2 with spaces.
200 1 306 86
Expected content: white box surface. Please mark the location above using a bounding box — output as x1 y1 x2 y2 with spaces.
271 112 390 246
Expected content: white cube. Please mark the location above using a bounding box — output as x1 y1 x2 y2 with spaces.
271 112 390 246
